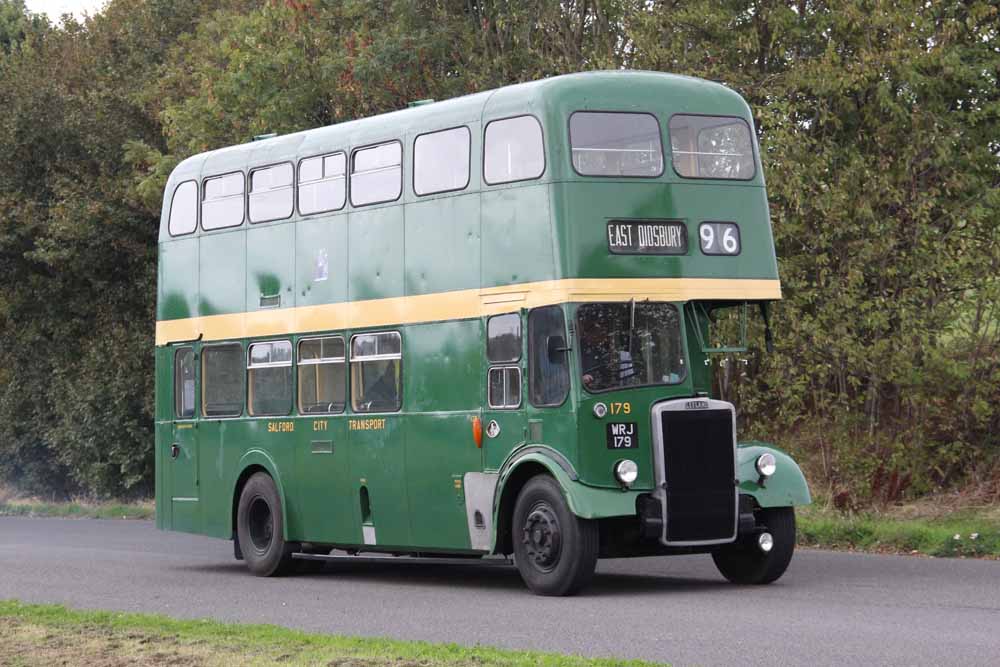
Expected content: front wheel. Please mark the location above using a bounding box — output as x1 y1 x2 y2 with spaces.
512 475 598 596
236 472 297 576
712 506 796 585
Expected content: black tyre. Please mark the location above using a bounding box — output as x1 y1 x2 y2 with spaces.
236 472 296 577
712 506 796 585
512 475 598 596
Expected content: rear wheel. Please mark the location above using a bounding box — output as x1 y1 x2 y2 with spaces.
712 506 796 585
236 472 296 576
512 475 598 596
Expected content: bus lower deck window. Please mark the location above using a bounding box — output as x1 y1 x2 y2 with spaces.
202 343 244 417
247 341 293 416
173 347 196 418
298 336 346 414
350 332 402 413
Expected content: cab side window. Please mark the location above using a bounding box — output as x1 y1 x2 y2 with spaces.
528 306 569 407
487 313 521 409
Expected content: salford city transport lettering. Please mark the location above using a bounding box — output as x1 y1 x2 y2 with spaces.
154 71 810 596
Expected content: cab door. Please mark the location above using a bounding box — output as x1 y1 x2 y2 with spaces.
482 313 526 471
168 346 200 532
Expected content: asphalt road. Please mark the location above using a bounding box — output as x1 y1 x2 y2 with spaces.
1 517 998 666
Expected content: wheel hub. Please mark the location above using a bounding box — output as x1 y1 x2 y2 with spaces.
522 503 562 570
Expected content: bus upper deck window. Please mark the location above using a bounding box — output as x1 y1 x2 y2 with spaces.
351 142 402 207
247 340 293 417
202 172 245 230
350 332 402 413
299 152 346 215
668 115 755 180
569 112 663 177
298 336 346 414
484 115 544 185
414 126 471 196
168 181 198 236
249 163 294 223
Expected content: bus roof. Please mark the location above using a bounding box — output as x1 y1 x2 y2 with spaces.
165 70 752 190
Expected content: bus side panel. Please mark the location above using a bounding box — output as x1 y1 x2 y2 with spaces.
349 206 404 302
154 346 170 531
292 412 357 545
200 230 246 316
550 181 778 281
295 214 348 309
404 320 483 549
157 238 199 321
247 223 294 313
404 193 481 296
481 185 554 287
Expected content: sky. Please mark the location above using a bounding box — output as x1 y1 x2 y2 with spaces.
25 0 107 22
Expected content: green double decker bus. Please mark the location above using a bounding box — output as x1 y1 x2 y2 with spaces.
155 70 810 596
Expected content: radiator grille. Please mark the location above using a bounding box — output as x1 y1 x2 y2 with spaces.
659 408 736 543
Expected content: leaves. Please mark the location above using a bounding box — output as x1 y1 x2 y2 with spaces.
0 0 997 499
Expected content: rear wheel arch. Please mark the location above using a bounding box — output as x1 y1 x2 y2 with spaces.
231 452 289 540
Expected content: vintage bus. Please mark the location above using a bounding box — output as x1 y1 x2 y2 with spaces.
155 70 810 596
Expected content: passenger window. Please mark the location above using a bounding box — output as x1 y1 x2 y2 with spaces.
174 347 196 418
484 116 544 185
298 337 346 414
202 343 244 417
487 313 521 363
351 332 401 413
528 306 569 407
249 163 294 223
487 313 522 410
414 126 471 195
351 142 402 206
488 367 521 409
299 152 346 215
569 112 663 177
202 173 245 230
247 341 293 416
168 181 198 236
669 114 755 180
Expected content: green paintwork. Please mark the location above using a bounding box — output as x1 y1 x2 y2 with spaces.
736 442 813 507
155 71 808 558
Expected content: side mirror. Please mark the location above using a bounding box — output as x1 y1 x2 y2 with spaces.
547 335 570 362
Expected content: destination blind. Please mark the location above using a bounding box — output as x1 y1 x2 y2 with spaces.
607 220 687 255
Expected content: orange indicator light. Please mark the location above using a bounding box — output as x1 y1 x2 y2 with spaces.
472 416 483 448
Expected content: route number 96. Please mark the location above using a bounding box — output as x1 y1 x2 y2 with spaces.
699 222 740 255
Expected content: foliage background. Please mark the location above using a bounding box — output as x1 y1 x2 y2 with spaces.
0 0 997 503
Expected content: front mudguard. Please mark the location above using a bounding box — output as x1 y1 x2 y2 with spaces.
492 447 640 549
736 441 811 507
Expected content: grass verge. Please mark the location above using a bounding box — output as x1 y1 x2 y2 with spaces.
797 503 1000 558
0 600 661 667
0 499 153 520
